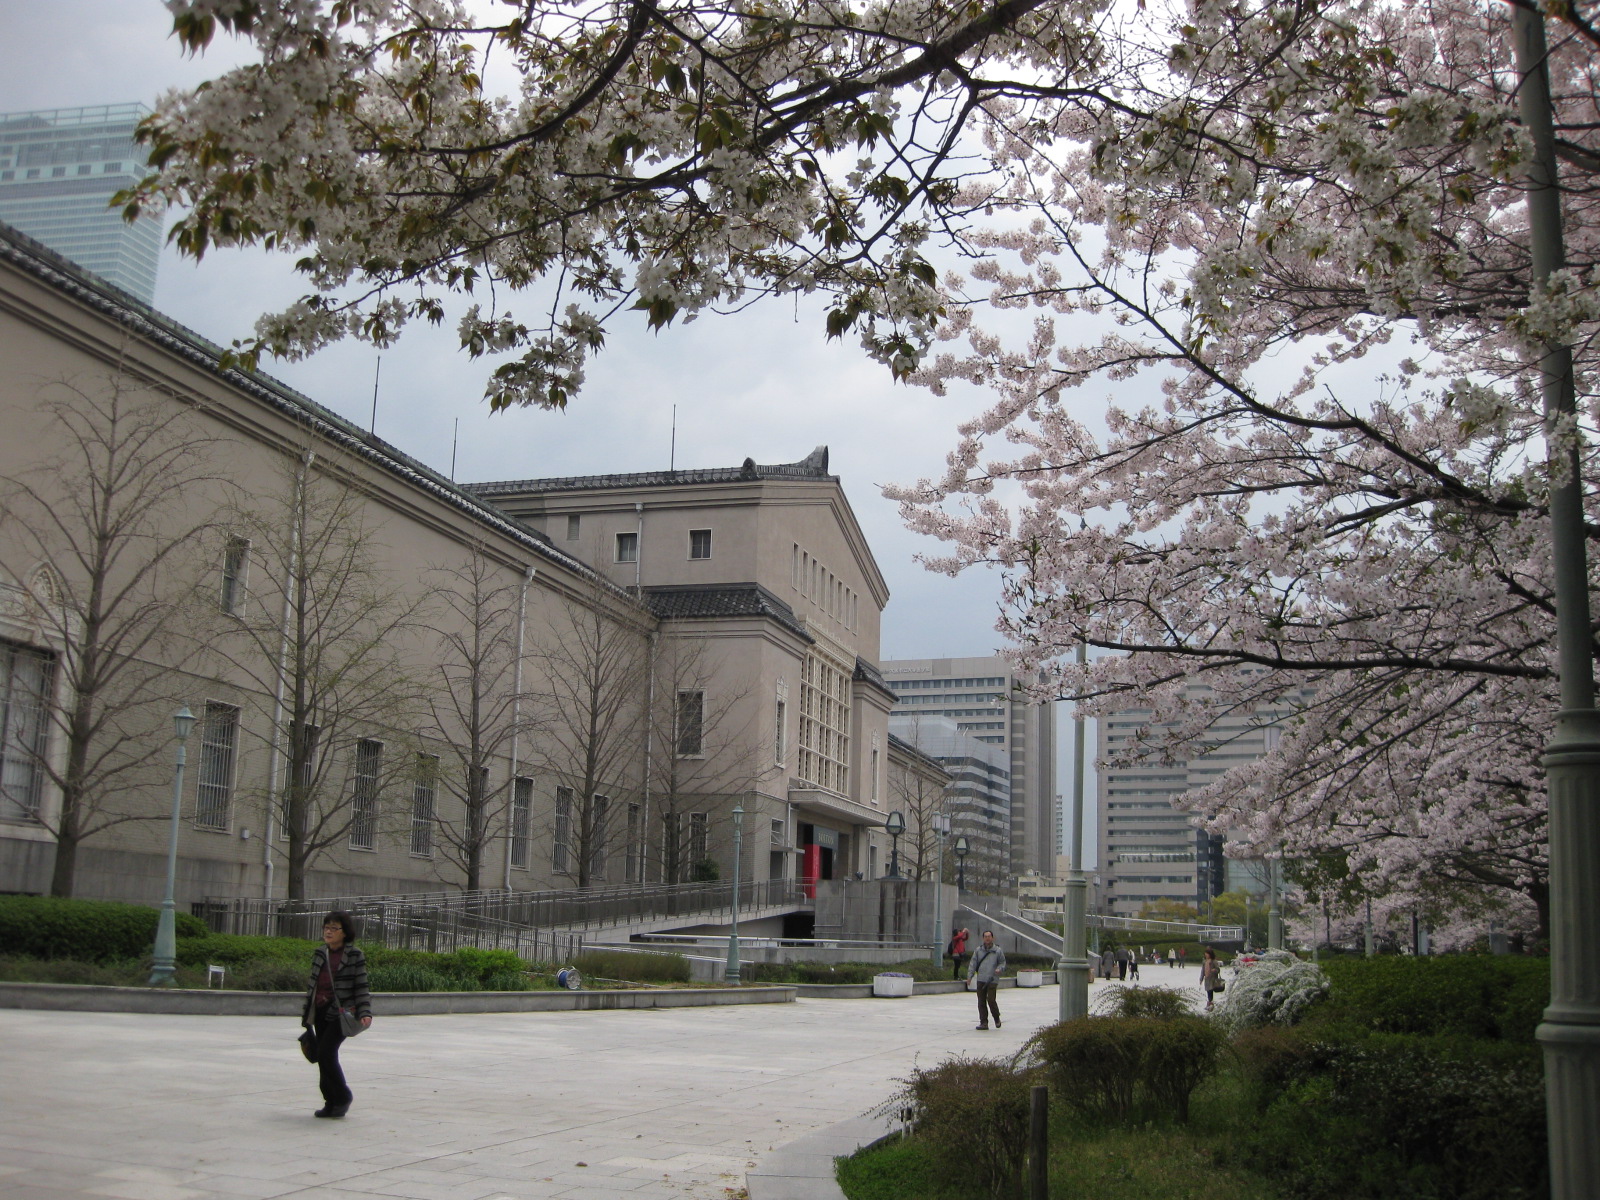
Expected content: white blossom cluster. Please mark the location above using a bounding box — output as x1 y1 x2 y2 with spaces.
1209 951 1330 1037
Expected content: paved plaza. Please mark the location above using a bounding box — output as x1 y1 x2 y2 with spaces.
0 975 1202 1200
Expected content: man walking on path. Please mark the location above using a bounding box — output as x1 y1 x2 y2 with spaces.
969 930 1006 1030
948 927 969 980
1115 946 1129 980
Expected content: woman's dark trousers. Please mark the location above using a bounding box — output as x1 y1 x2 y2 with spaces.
313 1008 352 1108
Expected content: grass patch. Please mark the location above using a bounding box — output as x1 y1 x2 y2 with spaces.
840 1074 1285 1200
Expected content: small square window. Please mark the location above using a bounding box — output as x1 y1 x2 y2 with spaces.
688 529 712 559
615 531 638 563
566 514 580 541
77 165 91 176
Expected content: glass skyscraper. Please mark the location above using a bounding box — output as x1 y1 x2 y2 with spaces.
0 104 161 303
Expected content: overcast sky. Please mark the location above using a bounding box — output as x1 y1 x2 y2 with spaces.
0 0 1102 860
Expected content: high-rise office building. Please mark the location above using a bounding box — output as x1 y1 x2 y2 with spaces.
888 713 1010 891
881 654 1058 882
1096 682 1304 917
0 105 161 303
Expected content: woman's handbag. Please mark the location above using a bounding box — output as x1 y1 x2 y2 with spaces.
298 1030 319 1063
337 1006 366 1037
1214 977 1226 994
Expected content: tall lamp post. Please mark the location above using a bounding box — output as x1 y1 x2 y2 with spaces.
1514 13 1600 1197
1262 726 1283 952
929 812 951 967
149 706 196 986
1060 640 1090 1020
885 810 905 878
724 805 744 985
954 835 969 892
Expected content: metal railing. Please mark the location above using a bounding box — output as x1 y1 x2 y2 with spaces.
1021 908 1244 941
197 877 809 956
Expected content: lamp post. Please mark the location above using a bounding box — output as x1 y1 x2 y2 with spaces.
885 810 905 878
1513 14 1600 1196
1262 725 1283 953
954 835 969 892
930 813 950 967
149 706 196 986
1060 641 1090 1022
724 804 744 985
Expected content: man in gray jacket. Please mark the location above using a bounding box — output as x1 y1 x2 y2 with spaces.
968 929 1007 1029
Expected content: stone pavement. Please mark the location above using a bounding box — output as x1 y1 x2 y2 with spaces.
0 974 1205 1200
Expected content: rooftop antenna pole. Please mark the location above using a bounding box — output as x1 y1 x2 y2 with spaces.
450 418 459 481
670 404 677 472
369 356 381 434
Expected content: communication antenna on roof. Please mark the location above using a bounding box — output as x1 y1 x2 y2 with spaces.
670 404 677 472
369 356 381 435
450 418 459 481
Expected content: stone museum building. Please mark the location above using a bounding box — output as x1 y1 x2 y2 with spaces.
0 220 904 912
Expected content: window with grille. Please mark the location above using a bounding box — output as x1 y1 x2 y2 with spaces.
194 702 239 830
554 786 573 872
676 690 704 757
510 776 532 869
590 794 609 880
797 648 851 794
219 537 249 615
566 514 580 541
688 528 712 559
411 754 438 857
349 738 382 850
689 811 707 864
0 641 53 822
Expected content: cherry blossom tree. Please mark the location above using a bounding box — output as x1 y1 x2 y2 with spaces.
886 0 1600 934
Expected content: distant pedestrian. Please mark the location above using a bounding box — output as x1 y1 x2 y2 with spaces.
1178 946 1188 967
1128 952 1140 982
1115 945 1130 981
302 911 372 1119
969 930 1006 1029
948 927 970 980
1200 946 1223 1012
1099 947 1116 980
1168 947 1177 969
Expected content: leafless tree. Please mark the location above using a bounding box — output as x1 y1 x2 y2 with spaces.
419 547 539 891
644 629 758 885
0 371 227 896
887 737 952 882
207 448 427 900
524 583 650 888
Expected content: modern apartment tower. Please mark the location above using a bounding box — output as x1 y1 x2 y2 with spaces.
881 654 1058 883
1096 683 1300 918
0 105 161 303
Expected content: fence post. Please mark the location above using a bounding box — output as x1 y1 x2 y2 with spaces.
1029 1084 1049 1200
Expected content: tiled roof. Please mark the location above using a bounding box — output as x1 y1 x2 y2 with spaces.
642 583 813 642
0 221 607 590
464 445 834 496
853 655 897 700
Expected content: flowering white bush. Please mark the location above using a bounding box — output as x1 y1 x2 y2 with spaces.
1210 951 1329 1037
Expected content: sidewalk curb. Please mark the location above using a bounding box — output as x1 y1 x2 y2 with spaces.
746 1111 901 1200
0 980 795 1015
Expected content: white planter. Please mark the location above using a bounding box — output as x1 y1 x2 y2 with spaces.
872 974 914 998
1016 969 1043 988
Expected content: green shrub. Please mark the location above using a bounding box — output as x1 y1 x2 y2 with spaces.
368 963 456 992
1247 1028 1547 1200
0 954 141 986
888 1054 1036 1198
1316 955 1549 1041
743 958 948 985
573 949 691 984
481 969 533 991
0 896 207 963
1093 983 1192 1019
1029 1015 1224 1123
225 959 308 992
174 934 318 969
445 946 530 983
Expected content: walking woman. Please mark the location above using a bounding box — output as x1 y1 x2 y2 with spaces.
1199 946 1223 1011
302 910 372 1118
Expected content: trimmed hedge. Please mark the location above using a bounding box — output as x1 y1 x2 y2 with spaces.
1030 1015 1225 1123
892 1055 1037 1198
573 949 691 984
1241 1025 1546 1200
0 896 207 963
1316 955 1549 1041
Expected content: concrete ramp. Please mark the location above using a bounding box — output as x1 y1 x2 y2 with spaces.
957 902 1063 959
